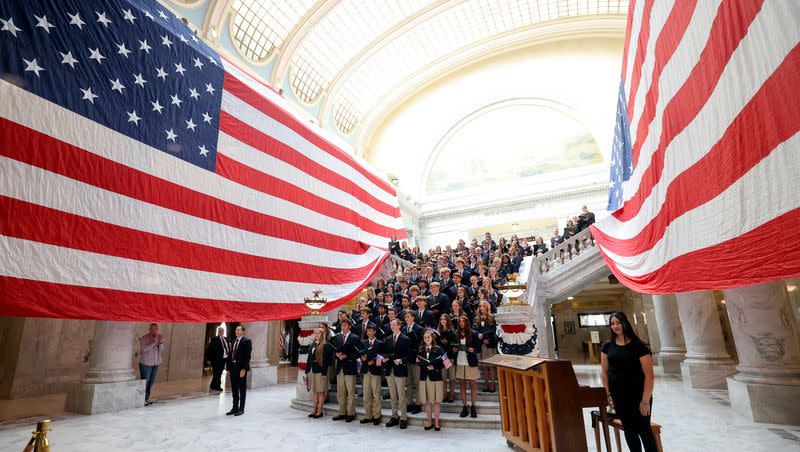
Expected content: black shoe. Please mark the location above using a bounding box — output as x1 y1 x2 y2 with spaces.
360 418 373 424
332 415 346 421
412 405 422 414
373 418 381 426
226 408 238 415
345 415 355 423
434 426 441 431
459 405 468 418
400 420 408 429
470 405 477 418
308 413 316 418
313 413 323 418
424 424 433 431
386 417 399 427
234 410 244 416
406 404 412 412
382 393 391 400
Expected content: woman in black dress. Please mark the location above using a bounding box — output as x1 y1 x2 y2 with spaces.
600 311 658 452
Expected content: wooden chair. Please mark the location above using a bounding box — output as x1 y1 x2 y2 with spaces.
591 410 663 452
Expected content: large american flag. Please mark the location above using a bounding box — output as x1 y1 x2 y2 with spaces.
592 0 800 293
0 0 405 321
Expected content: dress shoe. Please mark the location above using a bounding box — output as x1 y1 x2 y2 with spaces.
226 408 238 415
399 420 408 429
312 413 323 419
470 405 477 418
459 405 468 418
308 413 316 418
372 418 381 426
424 424 433 431
345 415 355 423
332 415 346 421
434 426 441 431
385 417 399 427
234 410 244 416
360 418 373 424
412 405 422 414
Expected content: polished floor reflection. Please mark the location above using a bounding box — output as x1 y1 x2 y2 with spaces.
0 366 798 451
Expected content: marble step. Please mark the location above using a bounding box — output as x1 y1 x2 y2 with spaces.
327 386 500 402
318 392 500 414
291 399 502 430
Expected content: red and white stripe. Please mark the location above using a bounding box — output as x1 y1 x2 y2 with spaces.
593 0 800 293
0 62 404 322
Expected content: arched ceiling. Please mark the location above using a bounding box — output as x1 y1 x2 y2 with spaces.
195 0 628 152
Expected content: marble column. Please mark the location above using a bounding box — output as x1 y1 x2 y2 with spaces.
65 321 145 414
241 321 277 388
651 294 686 375
295 314 329 401
675 291 737 390
722 281 800 424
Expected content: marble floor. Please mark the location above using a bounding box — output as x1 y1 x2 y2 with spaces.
0 368 798 452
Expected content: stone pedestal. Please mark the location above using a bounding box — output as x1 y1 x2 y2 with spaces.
495 303 540 357
295 314 330 401
241 321 278 388
722 281 800 424
675 291 737 390
651 294 686 375
65 321 145 414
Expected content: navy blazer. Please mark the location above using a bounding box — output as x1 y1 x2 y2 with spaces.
229 337 252 371
383 332 411 377
353 320 378 341
332 332 361 375
359 338 384 375
417 345 446 381
452 330 482 367
402 323 425 361
475 319 498 349
305 342 332 375
427 293 451 316
414 308 437 328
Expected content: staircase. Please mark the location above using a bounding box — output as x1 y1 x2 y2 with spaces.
291 379 501 429
524 227 611 358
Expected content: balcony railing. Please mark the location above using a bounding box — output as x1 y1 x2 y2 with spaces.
532 227 598 276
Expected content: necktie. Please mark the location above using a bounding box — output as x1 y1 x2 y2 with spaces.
233 339 239 360
361 325 366 339
221 337 228 356
393 334 398 347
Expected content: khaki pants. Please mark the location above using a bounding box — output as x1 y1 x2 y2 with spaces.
406 364 420 405
336 370 356 416
387 374 407 420
362 373 382 419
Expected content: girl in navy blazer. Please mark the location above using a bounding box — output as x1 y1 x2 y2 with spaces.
453 316 482 418
305 328 331 418
475 301 498 393
436 314 457 403
417 330 445 431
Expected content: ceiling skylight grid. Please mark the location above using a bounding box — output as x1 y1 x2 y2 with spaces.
289 0 436 104
230 0 316 62
329 0 628 134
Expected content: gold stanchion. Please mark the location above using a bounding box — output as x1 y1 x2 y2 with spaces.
22 419 51 452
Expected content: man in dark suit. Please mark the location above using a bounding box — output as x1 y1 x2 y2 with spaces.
578 205 596 231
206 326 229 391
437 268 454 296
427 281 451 317
353 307 378 342
359 325 384 425
384 319 411 429
402 310 425 415
374 304 390 331
448 273 467 301
453 258 472 285
550 229 561 248
332 318 361 422
226 325 251 416
414 296 437 328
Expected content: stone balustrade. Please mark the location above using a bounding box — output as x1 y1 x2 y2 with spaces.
533 227 598 275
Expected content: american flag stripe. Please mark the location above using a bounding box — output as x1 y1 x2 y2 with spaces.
0 0 403 321
0 106 384 252
0 159 383 269
609 0 795 229
622 0 645 89
622 0 725 203
624 0 656 118
593 0 800 293
221 66 400 206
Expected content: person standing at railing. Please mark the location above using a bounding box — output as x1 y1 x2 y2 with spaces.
550 229 562 249
578 205 596 231
601 311 658 452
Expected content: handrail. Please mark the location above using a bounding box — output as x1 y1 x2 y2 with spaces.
532 228 598 276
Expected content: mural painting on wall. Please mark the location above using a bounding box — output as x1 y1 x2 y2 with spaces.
427 103 602 195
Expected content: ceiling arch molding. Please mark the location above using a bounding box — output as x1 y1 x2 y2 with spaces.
356 15 626 157
269 0 344 86
419 96 598 200
318 0 466 128
200 0 233 44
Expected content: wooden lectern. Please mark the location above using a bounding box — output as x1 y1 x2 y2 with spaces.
483 355 612 452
